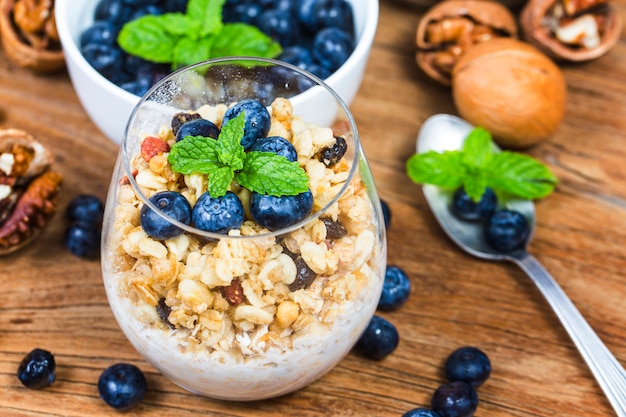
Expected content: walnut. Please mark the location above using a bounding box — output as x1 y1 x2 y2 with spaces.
0 129 62 255
0 0 64 72
415 0 518 85
520 0 622 61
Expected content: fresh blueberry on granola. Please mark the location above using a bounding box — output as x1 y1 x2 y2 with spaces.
140 191 192 240
221 99 272 150
249 190 314 230
175 118 220 142
192 191 245 234
249 136 298 162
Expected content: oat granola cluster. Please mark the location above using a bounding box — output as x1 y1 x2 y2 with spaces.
105 98 382 359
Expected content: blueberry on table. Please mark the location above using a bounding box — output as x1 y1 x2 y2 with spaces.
249 190 313 231
248 136 298 162
98 363 147 411
445 346 491 388
403 408 442 417
355 315 399 360
380 199 391 229
66 194 105 226
431 381 478 417
312 27 354 72
192 191 245 234
64 221 101 259
175 118 220 142
378 265 411 311
222 99 271 150
484 209 530 252
451 187 497 222
17 348 56 390
140 191 192 240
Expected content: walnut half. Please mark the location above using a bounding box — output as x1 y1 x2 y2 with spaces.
0 129 62 255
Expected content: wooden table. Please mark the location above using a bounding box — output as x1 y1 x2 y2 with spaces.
2 1 626 415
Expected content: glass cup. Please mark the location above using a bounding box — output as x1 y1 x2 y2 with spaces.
101 57 387 400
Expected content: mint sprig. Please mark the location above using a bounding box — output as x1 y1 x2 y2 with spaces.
168 113 310 198
406 127 558 201
117 0 282 70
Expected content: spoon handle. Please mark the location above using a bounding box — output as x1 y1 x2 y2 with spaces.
512 251 626 416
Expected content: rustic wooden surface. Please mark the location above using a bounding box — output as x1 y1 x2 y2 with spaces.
1 1 626 415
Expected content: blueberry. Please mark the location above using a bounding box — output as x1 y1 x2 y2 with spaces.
140 191 192 240
248 136 297 162
250 190 313 231
484 209 529 252
66 194 105 226
257 9 302 47
94 0 132 25
279 46 313 71
223 0 263 24
120 77 152 96
98 363 147 411
355 315 399 360
129 4 164 20
222 99 271 150
17 348 56 390
64 221 101 259
79 21 118 47
380 199 391 229
312 27 354 72
451 187 497 222
378 266 411 311
312 0 355 34
192 191 245 234
122 0 160 6
307 63 332 80
403 409 442 417
81 43 122 81
445 347 491 388
164 0 187 13
175 118 220 142
431 381 478 417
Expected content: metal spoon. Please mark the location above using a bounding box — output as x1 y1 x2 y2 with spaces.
417 114 626 416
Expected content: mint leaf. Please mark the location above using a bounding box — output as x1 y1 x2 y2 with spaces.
216 113 246 170
486 152 558 199
211 24 282 59
462 127 493 172
208 166 234 198
236 152 309 196
173 36 213 69
406 151 467 189
406 126 558 201
168 136 220 174
186 0 225 37
117 15 177 63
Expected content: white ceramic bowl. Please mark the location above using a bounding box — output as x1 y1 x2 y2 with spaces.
55 0 379 144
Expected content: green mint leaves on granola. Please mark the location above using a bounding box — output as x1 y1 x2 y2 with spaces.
406 127 558 202
168 112 310 198
117 0 282 69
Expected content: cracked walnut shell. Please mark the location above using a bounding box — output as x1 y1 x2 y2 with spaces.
415 0 518 85
0 0 65 72
0 129 62 255
520 0 622 61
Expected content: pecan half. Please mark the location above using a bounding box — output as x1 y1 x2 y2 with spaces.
520 0 622 61
415 0 518 85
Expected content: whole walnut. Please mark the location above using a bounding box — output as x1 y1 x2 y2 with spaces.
451 38 567 148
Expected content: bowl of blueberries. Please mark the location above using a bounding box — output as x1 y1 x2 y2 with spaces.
55 0 379 145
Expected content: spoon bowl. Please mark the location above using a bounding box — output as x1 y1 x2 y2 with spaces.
417 114 626 417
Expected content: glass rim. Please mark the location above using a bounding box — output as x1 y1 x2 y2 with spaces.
121 56 363 240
